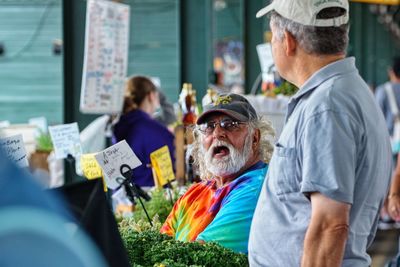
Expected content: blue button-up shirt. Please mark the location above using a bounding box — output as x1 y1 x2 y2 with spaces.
249 57 392 267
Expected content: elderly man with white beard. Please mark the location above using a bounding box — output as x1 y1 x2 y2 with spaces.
160 93 275 254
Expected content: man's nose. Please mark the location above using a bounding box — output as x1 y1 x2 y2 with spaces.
212 123 226 138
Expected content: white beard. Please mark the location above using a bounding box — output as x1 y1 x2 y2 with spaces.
202 134 253 177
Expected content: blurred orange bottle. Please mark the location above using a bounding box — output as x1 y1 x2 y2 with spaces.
180 83 197 126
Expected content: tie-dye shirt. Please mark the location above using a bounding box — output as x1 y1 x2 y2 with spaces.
160 161 268 253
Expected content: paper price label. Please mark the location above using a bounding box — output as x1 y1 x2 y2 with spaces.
95 140 141 189
150 145 175 187
81 153 103 179
49 122 82 160
0 134 29 168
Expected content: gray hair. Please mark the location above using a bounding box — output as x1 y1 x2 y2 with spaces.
270 7 349 55
191 116 275 180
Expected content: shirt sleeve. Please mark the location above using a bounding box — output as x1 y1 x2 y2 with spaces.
299 110 360 204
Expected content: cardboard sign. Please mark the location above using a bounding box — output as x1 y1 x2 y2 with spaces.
49 123 82 160
150 145 175 187
95 140 141 190
0 134 29 168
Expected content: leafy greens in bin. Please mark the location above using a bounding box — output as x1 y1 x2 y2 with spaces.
118 217 249 267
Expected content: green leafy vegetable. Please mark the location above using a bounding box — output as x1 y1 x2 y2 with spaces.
132 188 180 223
119 218 249 267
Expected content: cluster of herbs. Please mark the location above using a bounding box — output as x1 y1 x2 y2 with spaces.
132 187 181 223
119 218 248 267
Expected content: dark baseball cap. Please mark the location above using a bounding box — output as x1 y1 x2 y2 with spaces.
196 93 258 125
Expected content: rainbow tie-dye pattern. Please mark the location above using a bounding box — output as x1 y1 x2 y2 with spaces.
160 161 268 253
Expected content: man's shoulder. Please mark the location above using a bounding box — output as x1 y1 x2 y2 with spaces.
234 162 267 187
301 75 371 121
184 180 215 195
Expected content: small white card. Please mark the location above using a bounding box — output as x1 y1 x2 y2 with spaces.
0 134 29 168
49 122 82 160
0 121 10 128
95 140 142 190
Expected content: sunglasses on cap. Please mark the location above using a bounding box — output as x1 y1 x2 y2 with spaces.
197 118 247 136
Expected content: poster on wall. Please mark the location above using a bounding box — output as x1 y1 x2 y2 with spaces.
80 0 130 114
256 43 275 84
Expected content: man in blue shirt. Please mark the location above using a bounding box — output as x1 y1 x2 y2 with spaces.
249 1 392 266
375 56 400 137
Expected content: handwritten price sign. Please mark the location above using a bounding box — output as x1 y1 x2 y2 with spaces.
81 153 103 179
150 145 175 187
49 122 82 160
0 134 29 168
95 140 141 189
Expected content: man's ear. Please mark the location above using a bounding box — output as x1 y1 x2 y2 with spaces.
252 129 261 149
283 30 296 56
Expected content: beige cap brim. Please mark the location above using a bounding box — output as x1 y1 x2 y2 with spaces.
256 3 275 18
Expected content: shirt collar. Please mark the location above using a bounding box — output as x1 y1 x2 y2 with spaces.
286 57 357 120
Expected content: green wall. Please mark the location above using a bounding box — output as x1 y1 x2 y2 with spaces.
127 0 180 103
0 0 63 124
349 2 399 88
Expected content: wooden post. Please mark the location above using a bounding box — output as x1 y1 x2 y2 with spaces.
174 125 185 185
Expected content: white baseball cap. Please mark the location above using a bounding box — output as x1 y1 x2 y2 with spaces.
256 0 349 27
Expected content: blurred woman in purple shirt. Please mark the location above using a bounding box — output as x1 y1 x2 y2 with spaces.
112 76 175 187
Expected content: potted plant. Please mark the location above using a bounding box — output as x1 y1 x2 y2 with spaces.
29 131 53 171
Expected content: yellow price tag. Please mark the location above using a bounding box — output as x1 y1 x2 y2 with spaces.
81 153 103 179
80 153 107 192
150 145 175 187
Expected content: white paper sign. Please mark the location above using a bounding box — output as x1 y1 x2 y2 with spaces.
48 123 82 160
256 43 276 83
95 140 141 190
0 134 29 168
80 0 130 114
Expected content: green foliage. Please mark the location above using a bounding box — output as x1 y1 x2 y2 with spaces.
35 132 53 152
273 80 298 96
118 218 249 267
133 188 180 223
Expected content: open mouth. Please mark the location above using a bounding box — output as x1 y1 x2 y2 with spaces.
212 145 230 158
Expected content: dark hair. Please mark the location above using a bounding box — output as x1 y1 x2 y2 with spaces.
122 76 157 114
392 56 400 78
270 7 349 55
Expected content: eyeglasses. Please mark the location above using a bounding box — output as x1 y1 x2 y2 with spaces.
197 118 246 135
